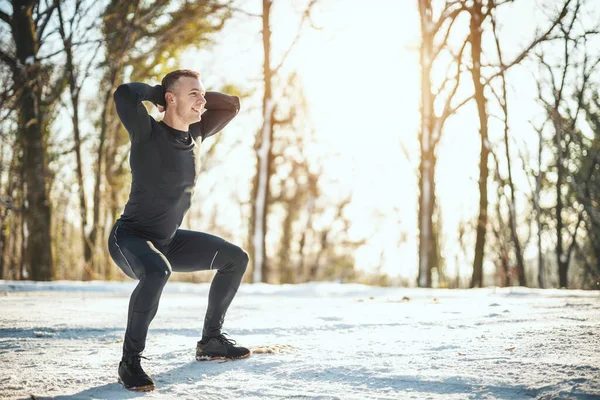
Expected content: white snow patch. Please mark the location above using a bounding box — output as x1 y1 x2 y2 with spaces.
0 281 598 399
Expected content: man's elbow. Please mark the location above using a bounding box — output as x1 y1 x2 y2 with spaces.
113 84 130 104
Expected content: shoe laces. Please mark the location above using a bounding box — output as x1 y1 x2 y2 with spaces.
125 354 150 373
215 333 237 347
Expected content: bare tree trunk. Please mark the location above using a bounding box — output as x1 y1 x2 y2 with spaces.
102 202 112 280
416 0 468 287
310 231 328 281
0 205 11 279
0 142 18 280
469 0 489 288
467 0 571 287
251 0 274 283
19 159 26 280
536 129 544 288
543 19 572 289
12 1 54 281
85 87 114 280
489 11 527 287
0 209 7 279
8 216 17 279
57 2 93 280
418 155 436 288
298 195 315 283
501 100 526 288
494 185 511 287
9 213 20 280
249 0 318 283
1 147 23 280
417 0 436 288
555 116 568 287
278 200 296 283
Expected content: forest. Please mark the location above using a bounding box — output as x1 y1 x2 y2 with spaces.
1 0 599 289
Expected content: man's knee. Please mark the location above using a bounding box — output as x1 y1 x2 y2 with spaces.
143 269 171 293
219 244 248 273
140 256 172 285
237 248 249 272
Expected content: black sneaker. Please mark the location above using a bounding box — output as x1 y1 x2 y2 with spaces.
118 354 155 391
196 333 251 361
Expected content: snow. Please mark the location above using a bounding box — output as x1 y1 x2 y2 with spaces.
484 138 491 150
0 280 599 399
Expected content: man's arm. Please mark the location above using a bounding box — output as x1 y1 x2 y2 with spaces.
113 83 166 143
190 91 240 140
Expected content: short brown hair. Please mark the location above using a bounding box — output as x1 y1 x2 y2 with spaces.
161 69 200 109
161 69 200 92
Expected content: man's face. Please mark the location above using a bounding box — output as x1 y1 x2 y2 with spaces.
167 76 206 125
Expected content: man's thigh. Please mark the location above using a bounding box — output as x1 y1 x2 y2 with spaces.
109 224 171 279
164 229 227 273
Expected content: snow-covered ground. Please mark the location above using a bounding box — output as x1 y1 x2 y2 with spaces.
0 280 598 400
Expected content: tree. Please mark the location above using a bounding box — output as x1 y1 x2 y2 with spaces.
0 0 69 280
416 0 471 287
466 0 571 287
486 8 527 287
577 91 600 287
535 0 598 287
249 0 320 283
0 130 22 279
57 0 103 279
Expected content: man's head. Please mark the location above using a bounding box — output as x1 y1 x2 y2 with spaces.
161 69 206 125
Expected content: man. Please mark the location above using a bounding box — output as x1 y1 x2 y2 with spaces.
108 69 250 392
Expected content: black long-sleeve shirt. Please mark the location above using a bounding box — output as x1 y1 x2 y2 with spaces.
113 82 240 245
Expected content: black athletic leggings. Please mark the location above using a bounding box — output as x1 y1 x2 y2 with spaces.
107 221 248 358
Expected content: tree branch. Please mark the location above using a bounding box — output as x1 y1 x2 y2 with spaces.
230 6 261 18
435 37 471 145
43 67 68 107
272 0 319 76
0 197 22 211
432 7 463 62
399 139 419 179
37 0 61 43
0 10 10 24
272 104 295 127
484 0 573 85
0 48 16 69
432 2 465 35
